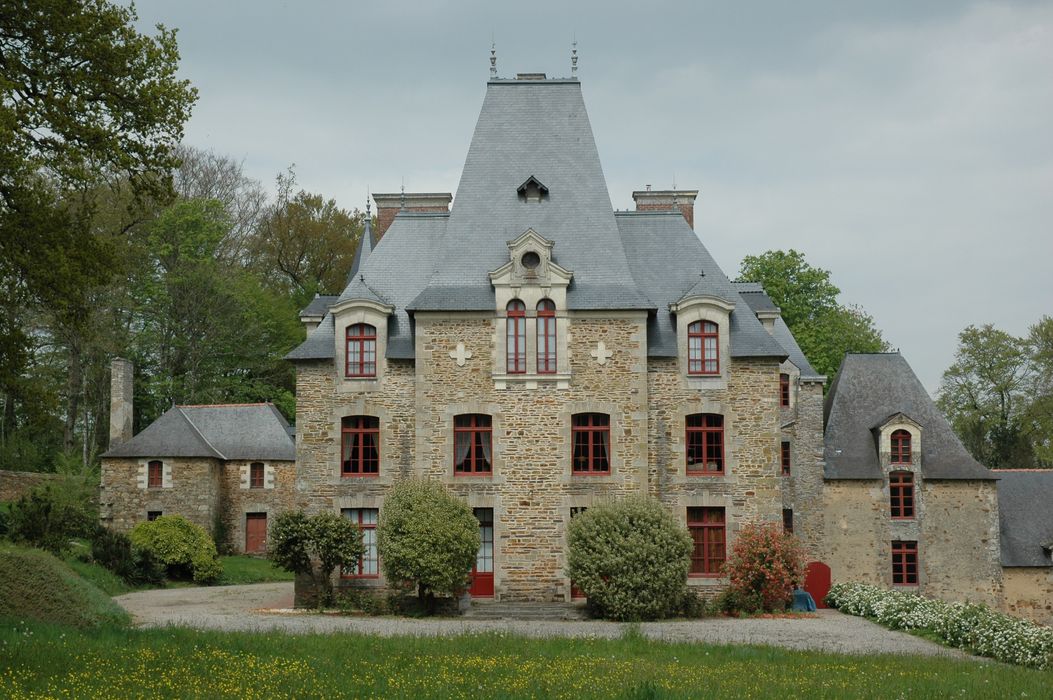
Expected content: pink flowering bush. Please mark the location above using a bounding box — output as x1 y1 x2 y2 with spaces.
722 522 805 613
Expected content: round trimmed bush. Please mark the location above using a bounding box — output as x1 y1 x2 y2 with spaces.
130 515 222 584
566 496 692 621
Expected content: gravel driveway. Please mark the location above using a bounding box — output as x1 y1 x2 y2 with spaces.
114 582 972 659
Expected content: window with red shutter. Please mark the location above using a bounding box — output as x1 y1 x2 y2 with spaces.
147 460 163 488
249 462 265 489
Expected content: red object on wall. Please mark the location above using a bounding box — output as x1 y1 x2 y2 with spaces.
804 561 831 609
469 508 494 597
245 513 267 554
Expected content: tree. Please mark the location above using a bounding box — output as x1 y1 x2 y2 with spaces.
376 479 479 611
566 496 692 621
1025 317 1053 466
269 511 364 607
738 250 889 379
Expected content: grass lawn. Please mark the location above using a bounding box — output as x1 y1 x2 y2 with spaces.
0 620 1048 699
216 555 293 585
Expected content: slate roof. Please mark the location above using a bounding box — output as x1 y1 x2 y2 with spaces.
734 282 823 380
823 353 995 480
298 295 337 320
102 403 294 461
346 215 376 284
996 470 1053 567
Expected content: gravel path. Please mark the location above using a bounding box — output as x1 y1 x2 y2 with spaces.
114 582 973 659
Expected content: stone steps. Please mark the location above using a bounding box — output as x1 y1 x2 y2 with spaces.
462 601 589 621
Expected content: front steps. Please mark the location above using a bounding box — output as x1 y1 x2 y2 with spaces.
462 600 589 621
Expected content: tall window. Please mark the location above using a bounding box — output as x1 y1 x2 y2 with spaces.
686 414 724 475
536 299 557 374
782 508 794 534
688 507 726 576
780 373 790 407
454 414 492 475
892 540 918 586
249 462 264 489
891 430 912 464
147 460 163 488
890 471 915 519
506 300 526 374
781 441 791 476
341 416 379 476
342 508 378 577
569 507 588 599
687 320 719 375
345 323 377 378
572 413 610 474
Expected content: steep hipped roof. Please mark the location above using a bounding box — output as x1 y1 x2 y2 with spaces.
102 403 294 461
823 353 995 480
298 294 338 321
996 470 1053 567
346 215 376 284
408 78 652 312
734 282 823 380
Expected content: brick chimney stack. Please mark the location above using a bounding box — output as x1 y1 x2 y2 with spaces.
372 192 453 239
632 187 699 230
109 358 134 447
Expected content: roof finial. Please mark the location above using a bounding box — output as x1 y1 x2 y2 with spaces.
571 35 578 77
366 186 371 216
400 179 405 209
490 38 497 78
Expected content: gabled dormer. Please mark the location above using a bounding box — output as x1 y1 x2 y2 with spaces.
670 277 735 388
873 412 922 470
516 176 549 203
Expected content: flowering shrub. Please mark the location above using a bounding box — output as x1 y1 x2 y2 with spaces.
826 582 1053 670
722 522 805 613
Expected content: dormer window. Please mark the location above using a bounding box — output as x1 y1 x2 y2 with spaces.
891 429 912 464
506 300 526 374
688 321 719 375
517 176 549 203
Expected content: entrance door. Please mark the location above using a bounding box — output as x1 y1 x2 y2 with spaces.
804 561 831 608
470 508 494 597
245 512 267 554
569 507 587 599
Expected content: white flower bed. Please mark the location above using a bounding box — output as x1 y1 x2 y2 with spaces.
826 582 1053 670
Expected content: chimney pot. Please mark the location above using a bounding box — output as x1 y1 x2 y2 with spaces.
371 192 452 238
631 188 699 230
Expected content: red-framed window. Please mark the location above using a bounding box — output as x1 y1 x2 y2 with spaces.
687 320 719 375
891 430 912 464
782 508 794 534
341 416 379 477
569 507 588 599
454 414 492 475
345 323 377 378
147 460 163 488
572 413 610 474
889 471 915 519
536 299 557 374
341 508 378 578
781 441 791 476
688 507 726 576
686 413 724 475
506 300 526 374
780 373 790 407
147 511 162 521
249 462 265 489
892 540 918 586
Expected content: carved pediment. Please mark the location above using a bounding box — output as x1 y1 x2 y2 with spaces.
489 228 572 288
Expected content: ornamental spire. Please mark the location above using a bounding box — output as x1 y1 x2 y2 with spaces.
490 40 497 78
571 38 578 77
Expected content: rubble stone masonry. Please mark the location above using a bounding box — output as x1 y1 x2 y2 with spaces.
100 457 220 534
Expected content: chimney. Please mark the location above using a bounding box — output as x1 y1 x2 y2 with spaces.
632 189 699 230
372 192 453 238
109 358 134 447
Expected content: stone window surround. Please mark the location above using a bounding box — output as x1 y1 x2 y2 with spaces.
559 400 624 483
891 539 921 587
239 461 276 490
334 496 386 588
879 416 922 469
137 459 172 490
331 299 394 394
466 493 502 598
329 403 396 486
236 504 274 553
670 295 735 391
442 402 505 485
668 400 740 484
778 361 800 411
679 493 735 587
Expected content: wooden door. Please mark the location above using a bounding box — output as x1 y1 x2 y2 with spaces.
804 561 831 608
245 512 267 554
470 508 494 597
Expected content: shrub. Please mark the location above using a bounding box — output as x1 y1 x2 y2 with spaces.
376 479 478 610
91 527 165 586
7 481 97 553
566 496 692 621
269 510 364 607
130 515 222 584
722 522 804 613
827 582 1053 670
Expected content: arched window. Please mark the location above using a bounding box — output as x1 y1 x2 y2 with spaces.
536 299 556 374
345 323 377 378
686 413 724 474
889 471 915 519
891 429 912 464
147 460 163 488
688 321 719 375
454 414 493 475
341 416 379 476
571 413 610 474
506 300 526 374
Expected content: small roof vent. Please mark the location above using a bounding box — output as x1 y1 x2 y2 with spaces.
517 176 549 203
515 72 547 81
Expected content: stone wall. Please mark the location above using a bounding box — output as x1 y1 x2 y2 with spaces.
822 481 886 585
1002 567 1053 625
99 457 220 534
218 459 300 554
786 381 826 559
0 470 59 502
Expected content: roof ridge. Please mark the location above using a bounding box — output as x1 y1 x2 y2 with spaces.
177 402 271 408
175 408 226 460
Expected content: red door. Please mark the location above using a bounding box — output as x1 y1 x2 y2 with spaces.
804 561 831 608
470 508 494 597
245 513 267 554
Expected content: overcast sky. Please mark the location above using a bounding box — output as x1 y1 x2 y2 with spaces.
130 0 1052 393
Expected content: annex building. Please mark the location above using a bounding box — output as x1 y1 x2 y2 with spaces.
100 71 1053 624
